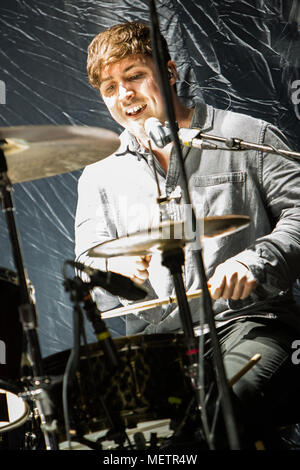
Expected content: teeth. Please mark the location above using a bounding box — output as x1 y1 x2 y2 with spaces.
126 104 145 115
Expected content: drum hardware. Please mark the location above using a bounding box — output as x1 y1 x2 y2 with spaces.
87 215 250 451
86 214 250 451
0 147 59 450
0 380 29 433
160 246 209 447
149 0 242 449
62 272 121 373
161 248 195 339
57 419 173 450
61 270 134 450
86 235 214 449
0 123 120 450
43 332 198 450
59 266 262 451
147 139 176 224
67 259 147 301
20 395 47 450
147 8 300 448
0 267 23 381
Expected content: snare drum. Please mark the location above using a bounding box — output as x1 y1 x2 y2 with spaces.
0 267 23 380
43 333 195 445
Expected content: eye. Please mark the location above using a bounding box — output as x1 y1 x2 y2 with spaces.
128 73 144 81
103 83 115 96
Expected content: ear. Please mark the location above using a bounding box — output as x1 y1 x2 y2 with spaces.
167 60 177 85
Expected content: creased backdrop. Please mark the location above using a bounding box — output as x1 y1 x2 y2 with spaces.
0 0 299 358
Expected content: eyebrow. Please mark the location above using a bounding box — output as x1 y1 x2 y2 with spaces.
100 64 144 85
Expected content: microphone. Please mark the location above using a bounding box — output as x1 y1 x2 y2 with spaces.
67 260 147 301
144 117 217 150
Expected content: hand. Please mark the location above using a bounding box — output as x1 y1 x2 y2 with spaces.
208 259 257 300
107 255 152 285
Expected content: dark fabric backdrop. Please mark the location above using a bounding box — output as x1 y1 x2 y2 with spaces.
0 0 299 358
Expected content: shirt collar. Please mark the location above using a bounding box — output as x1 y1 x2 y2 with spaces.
190 101 214 132
115 129 145 157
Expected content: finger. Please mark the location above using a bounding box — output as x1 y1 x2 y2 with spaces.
136 267 149 279
221 272 239 299
209 275 226 300
131 271 148 285
131 275 145 285
136 257 150 269
231 275 247 300
138 255 152 267
240 278 257 299
131 266 150 284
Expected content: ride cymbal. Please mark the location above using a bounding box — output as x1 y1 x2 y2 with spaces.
0 125 120 183
88 215 250 258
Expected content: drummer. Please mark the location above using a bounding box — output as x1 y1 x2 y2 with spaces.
75 21 300 448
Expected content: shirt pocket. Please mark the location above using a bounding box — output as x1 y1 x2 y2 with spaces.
190 171 247 218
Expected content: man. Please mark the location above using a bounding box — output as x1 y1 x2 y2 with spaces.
75 21 300 448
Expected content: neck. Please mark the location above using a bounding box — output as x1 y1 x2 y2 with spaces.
142 98 194 172
149 142 172 173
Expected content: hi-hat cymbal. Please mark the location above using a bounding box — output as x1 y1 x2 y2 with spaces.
0 125 120 183
88 215 250 258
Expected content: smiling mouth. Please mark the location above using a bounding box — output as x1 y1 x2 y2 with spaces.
125 104 147 117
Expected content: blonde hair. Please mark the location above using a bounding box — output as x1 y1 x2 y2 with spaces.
87 21 171 89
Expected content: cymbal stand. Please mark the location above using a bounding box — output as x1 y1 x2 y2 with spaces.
0 147 59 450
161 248 194 339
148 142 204 418
149 0 240 450
161 246 213 446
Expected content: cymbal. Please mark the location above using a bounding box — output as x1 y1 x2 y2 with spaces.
88 215 250 258
0 125 120 183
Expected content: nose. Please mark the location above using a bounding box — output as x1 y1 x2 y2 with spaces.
118 83 134 101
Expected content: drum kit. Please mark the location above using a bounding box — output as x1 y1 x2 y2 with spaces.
0 124 253 451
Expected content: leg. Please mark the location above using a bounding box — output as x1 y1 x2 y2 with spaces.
205 318 300 448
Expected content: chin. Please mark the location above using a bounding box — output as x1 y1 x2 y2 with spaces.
128 120 146 133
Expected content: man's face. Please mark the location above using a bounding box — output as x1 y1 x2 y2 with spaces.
99 54 168 140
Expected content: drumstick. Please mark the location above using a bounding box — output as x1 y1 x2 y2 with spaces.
228 353 262 387
101 288 203 319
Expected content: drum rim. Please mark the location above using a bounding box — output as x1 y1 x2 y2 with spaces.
0 381 29 433
43 332 186 367
0 410 29 433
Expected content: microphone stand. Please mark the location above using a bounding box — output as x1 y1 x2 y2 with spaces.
185 132 300 160
149 0 241 450
0 147 59 450
62 270 132 450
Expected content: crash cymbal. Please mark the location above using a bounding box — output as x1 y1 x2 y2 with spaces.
88 215 250 258
0 125 120 183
